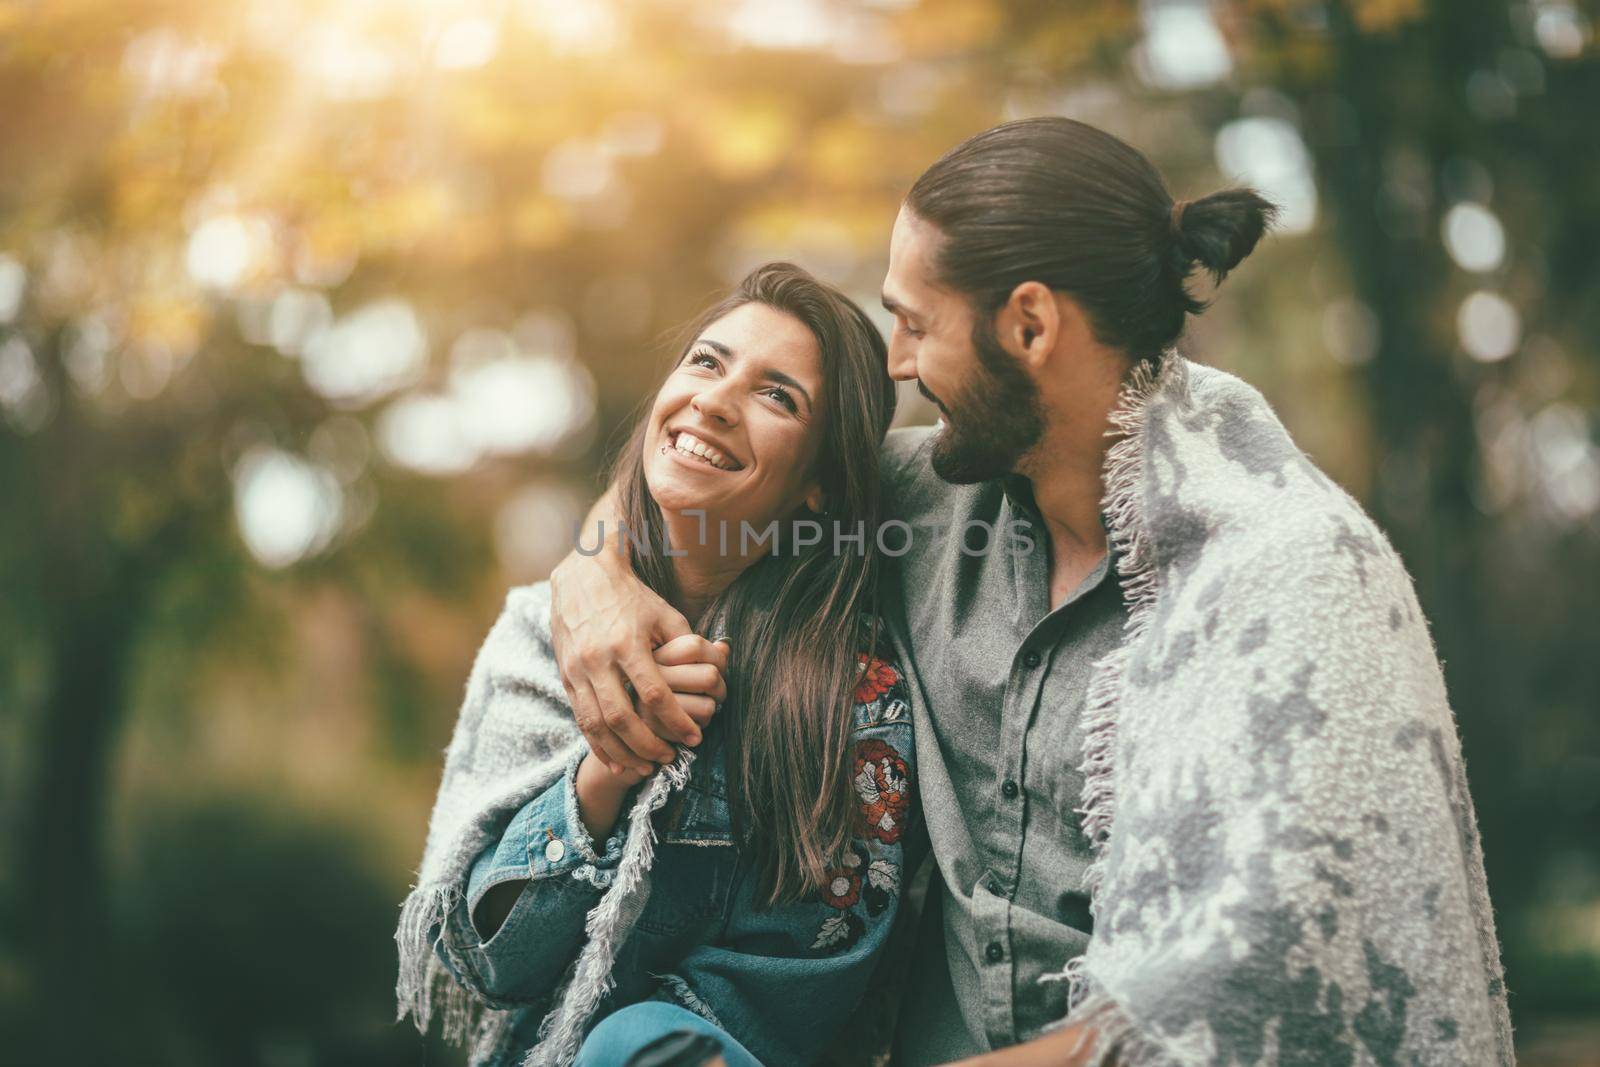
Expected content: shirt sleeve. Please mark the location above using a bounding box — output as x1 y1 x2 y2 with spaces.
664 717 918 1067
432 747 630 1006
878 425 936 519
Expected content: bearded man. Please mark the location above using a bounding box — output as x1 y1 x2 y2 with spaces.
544 118 1512 1067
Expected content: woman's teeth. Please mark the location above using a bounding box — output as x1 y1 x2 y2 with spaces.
671 431 740 471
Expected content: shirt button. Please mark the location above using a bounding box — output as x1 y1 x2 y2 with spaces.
544 839 566 863
985 941 1005 963
1022 649 1042 669
1002 778 1019 799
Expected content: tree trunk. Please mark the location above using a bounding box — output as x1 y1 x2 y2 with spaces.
18 588 137 1063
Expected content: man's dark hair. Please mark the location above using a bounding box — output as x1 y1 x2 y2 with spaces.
906 117 1279 359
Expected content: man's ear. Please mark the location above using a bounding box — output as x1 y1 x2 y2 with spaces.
996 281 1060 369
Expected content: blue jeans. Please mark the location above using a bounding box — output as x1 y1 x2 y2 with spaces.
575 1002 764 1067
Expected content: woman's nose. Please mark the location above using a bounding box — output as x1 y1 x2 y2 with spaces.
690 382 739 425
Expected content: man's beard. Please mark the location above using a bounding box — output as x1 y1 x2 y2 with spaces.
926 317 1045 485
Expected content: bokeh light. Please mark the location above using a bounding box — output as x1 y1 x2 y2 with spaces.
1443 202 1507 273
232 446 344 568
300 299 428 407
1135 0 1234 90
0 255 24 323
1214 117 1318 234
1458 290 1522 362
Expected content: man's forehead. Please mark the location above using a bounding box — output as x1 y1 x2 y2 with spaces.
885 211 929 284
888 206 934 265
884 217 955 317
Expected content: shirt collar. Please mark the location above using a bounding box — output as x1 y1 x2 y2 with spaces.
1001 471 1039 519
1001 471 1121 583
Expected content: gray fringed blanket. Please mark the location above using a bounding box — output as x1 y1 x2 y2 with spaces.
1058 356 1514 1065
395 581 714 1067
398 355 1514 1067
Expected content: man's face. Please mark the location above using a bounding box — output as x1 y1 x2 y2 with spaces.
882 206 1045 484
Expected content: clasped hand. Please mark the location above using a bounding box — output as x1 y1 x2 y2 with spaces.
550 550 729 779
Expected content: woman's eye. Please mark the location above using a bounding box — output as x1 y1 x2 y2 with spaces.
688 351 718 369
765 386 797 412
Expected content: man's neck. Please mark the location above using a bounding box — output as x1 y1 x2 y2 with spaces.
1016 354 1129 608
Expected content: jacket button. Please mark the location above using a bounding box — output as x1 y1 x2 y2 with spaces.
1022 650 1042 669
1001 779 1019 799
985 941 1005 963
544 839 566 863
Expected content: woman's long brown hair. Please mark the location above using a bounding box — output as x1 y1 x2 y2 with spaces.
606 262 896 904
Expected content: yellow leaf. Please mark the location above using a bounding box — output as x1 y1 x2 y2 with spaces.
1350 0 1424 34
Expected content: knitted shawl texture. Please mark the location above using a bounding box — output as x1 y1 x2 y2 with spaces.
1058 357 1513 1066
396 356 1513 1067
396 580 713 1067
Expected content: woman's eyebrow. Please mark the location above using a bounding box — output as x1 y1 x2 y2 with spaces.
693 337 814 413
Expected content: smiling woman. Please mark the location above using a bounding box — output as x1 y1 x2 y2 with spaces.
609 263 903 900
399 261 916 1067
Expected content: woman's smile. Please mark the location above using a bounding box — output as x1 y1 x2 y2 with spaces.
662 429 745 472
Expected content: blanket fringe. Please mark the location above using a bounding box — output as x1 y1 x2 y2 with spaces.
395 883 512 1064
1070 355 1178 1008
397 748 698 1067
524 747 697 1067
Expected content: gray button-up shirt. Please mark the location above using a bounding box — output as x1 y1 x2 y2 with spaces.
876 426 1128 1064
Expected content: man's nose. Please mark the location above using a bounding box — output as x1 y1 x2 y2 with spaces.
886 333 917 382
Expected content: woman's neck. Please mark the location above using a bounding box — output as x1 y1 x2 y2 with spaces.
660 509 750 626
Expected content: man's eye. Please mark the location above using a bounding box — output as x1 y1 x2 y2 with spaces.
898 320 923 339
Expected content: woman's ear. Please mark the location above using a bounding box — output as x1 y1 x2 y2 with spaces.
804 484 826 514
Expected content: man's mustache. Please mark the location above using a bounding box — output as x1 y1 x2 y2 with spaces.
917 381 951 418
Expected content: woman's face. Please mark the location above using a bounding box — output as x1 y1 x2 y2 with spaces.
644 302 827 537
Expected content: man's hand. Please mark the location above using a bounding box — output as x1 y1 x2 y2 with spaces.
551 543 692 775
572 634 727 841
549 509 729 776
941 1025 1098 1067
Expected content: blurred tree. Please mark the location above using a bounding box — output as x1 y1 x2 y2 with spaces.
1 0 1595 1062
0 2 951 1060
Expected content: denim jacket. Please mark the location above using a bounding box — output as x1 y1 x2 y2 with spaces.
434 637 918 1067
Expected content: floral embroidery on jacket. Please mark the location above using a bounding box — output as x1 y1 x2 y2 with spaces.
853 653 899 704
809 723 914 956
854 738 911 845
811 910 867 953
819 841 866 909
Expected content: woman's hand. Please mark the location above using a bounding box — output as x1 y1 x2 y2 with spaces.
574 749 650 843
571 633 730 841
651 633 731 731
